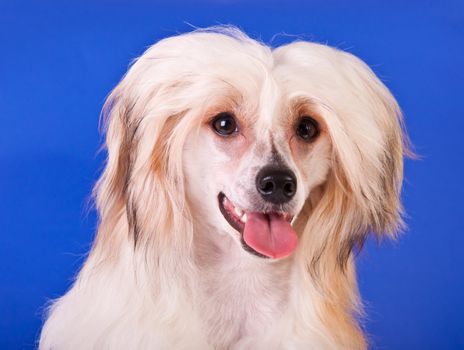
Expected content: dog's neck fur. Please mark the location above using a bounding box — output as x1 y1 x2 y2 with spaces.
193 223 293 349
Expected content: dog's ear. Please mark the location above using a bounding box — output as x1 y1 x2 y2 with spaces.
343 51 410 233
292 48 411 273
92 85 141 249
92 43 198 253
328 51 411 265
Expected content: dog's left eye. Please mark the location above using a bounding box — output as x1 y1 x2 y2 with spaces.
296 116 319 142
211 112 238 136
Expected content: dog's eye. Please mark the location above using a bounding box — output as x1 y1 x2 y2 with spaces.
211 112 238 136
296 116 319 142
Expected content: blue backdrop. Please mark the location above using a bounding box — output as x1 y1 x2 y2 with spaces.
1 0 463 349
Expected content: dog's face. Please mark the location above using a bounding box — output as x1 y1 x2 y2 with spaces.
99 29 406 266
170 33 403 262
183 88 332 259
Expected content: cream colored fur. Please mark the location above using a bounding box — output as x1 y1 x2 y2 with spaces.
40 26 408 350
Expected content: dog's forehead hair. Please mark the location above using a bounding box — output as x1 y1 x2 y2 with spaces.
252 74 294 164
256 74 282 126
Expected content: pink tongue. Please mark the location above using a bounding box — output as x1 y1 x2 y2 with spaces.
243 212 298 259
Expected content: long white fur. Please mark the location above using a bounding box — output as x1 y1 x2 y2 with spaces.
40 26 408 350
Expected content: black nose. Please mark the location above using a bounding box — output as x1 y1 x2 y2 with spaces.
256 166 297 204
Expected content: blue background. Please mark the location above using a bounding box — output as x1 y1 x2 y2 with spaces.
1 0 463 349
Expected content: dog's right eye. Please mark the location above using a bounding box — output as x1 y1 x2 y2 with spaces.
211 112 238 136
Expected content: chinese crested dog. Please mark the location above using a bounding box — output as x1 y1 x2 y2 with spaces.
40 27 409 350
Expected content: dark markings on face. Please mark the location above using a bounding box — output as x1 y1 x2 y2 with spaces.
270 141 289 169
375 136 401 234
309 238 328 278
113 98 142 246
126 199 140 247
307 230 367 276
336 233 367 270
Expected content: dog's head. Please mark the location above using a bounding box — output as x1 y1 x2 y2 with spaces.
96 27 408 267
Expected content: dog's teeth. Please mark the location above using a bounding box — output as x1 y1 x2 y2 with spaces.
240 214 247 223
234 207 243 217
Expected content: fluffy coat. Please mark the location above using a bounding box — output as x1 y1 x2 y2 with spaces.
40 27 408 350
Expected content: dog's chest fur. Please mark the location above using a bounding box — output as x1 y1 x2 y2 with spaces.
195 231 291 349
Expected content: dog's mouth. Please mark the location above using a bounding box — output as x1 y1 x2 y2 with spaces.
218 192 298 259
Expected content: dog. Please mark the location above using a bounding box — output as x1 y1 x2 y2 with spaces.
40 26 409 350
